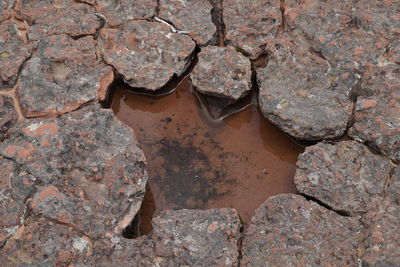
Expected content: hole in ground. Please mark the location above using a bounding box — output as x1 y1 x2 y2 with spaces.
112 76 304 235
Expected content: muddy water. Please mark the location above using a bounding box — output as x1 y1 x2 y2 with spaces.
112 77 303 228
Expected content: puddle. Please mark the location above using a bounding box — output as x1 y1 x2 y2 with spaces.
112 76 303 231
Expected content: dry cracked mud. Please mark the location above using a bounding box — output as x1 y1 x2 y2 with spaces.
0 0 399 266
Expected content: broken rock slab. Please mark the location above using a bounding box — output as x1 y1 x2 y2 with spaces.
0 95 18 141
99 20 195 91
0 104 148 239
158 0 216 45
349 64 400 163
14 0 101 40
75 208 241 266
0 0 14 23
95 0 157 27
0 216 92 266
191 46 252 101
16 34 113 118
0 156 36 246
295 140 393 214
257 35 355 140
0 22 33 92
223 0 281 59
241 194 362 266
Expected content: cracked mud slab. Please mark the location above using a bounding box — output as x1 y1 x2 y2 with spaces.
99 20 195 91
0 22 33 92
241 194 363 266
295 140 393 214
14 0 101 40
16 34 113 117
0 104 148 239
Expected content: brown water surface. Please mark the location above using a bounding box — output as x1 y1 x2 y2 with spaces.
112 77 303 227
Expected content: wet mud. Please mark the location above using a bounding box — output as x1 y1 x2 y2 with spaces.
112 76 303 231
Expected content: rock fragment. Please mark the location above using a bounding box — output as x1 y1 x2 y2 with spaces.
16 34 113 117
95 0 157 27
14 0 101 40
158 0 216 45
0 104 148 239
99 20 195 90
0 22 33 92
241 194 362 266
191 46 251 101
295 141 393 214
0 0 13 22
0 156 36 246
0 216 92 266
223 0 281 59
349 63 400 162
257 35 355 140
76 209 241 266
0 95 18 141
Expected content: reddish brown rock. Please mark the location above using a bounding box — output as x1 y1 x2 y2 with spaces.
223 0 281 59
14 0 101 40
158 0 216 45
75 209 241 266
0 0 13 22
0 216 92 266
0 156 36 246
0 104 148 239
349 64 400 163
241 194 362 266
99 20 195 91
257 35 355 140
16 34 113 117
0 95 18 141
295 141 393 214
356 0 400 41
95 0 157 27
0 22 33 91
191 46 252 101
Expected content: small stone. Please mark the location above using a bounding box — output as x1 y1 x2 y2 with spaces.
349 64 400 163
0 0 14 22
95 0 157 27
16 34 113 117
99 20 195 91
295 141 393 214
0 156 36 246
158 0 216 45
14 0 101 40
0 95 18 141
0 104 148 239
257 35 355 140
0 216 91 266
223 0 282 59
191 46 252 101
241 194 362 266
0 22 33 91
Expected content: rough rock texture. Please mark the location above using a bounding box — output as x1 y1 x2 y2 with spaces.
349 63 400 163
0 95 18 141
191 46 252 101
16 34 113 117
241 194 362 266
223 0 281 59
14 0 101 40
158 0 216 45
361 166 400 266
0 0 14 22
295 141 393 214
0 216 92 266
99 20 195 90
257 35 355 140
0 156 36 246
0 22 33 91
0 104 148 239
96 0 157 27
76 209 241 266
